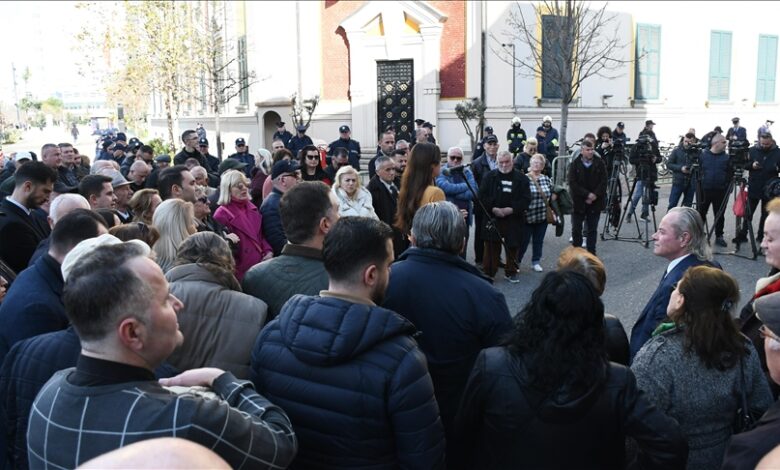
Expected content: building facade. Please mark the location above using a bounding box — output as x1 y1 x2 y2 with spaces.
149 1 780 157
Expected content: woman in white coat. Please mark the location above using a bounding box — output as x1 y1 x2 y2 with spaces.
332 165 378 219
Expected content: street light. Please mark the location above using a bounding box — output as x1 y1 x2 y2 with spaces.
501 43 516 111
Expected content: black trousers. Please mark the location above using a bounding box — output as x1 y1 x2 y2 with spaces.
571 211 600 255
741 197 768 241
698 188 728 237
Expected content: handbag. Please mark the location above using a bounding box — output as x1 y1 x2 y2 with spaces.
733 185 748 218
532 176 557 225
733 355 759 433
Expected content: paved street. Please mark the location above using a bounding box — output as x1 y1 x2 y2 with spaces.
1 125 127 160
481 183 765 333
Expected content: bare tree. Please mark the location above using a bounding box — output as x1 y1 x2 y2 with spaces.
290 93 320 131
454 98 488 156
494 1 632 155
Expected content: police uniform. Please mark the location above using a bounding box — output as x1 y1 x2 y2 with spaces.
228 137 255 177
329 125 362 170
288 127 313 160
273 121 293 149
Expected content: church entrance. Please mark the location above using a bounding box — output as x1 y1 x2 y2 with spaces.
377 60 414 143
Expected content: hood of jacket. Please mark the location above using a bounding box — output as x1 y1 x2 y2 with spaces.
507 350 607 422
277 294 416 366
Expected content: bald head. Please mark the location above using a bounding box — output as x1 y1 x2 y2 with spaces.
49 194 91 225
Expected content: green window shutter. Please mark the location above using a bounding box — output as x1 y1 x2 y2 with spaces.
709 31 732 101
757 35 778 103
635 24 661 100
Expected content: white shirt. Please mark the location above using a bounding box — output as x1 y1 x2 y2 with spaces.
665 253 692 277
6 196 31 216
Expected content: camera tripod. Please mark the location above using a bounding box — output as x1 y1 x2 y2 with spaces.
708 168 759 260
604 163 658 248
600 157 634 239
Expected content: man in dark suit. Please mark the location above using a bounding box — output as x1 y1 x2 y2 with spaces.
629 207 719 360
0 162 57 274
367 155 403 257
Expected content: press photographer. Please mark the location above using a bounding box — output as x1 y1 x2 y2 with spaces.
736 132 780 243
627 120 661 221
698 134 730 247
666 132 702 211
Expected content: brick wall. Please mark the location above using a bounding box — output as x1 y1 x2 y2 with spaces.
320 1 466 101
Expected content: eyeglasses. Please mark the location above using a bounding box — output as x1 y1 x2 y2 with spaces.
759 325 780 343
306 154 319 160
450 156 463 162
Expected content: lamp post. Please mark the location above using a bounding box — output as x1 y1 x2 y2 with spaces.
501 43 516 111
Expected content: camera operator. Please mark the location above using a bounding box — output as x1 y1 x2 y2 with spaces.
736 132 780 243
627 120 661 221
666 132 698 211
698 134 730 247
612 122 628 145
596 126 616 174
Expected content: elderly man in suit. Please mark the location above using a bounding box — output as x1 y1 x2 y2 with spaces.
629 207 719 361
367 155 405 258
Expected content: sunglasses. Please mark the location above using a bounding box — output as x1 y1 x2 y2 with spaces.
306 154 319 160
196 197 209 204
450 156 463 161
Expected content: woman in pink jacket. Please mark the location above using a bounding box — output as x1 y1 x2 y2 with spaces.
214 170 273 281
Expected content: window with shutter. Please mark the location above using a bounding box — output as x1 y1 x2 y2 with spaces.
708 31 732 101
542 15 565 100
635 24 661 100
757 35 778 103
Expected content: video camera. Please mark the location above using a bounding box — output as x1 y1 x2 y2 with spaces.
728 139 751 172
632 134 658 182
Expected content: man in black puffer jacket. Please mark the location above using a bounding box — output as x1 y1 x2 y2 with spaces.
250 217 445 470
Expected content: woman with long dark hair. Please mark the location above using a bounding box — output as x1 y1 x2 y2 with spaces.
633 266 772 469
452 270 686 470
394 142 445 237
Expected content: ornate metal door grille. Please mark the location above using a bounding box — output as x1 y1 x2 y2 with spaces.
377 60 414 142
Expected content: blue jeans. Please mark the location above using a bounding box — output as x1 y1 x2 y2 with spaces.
517 222 548 264
630 180 649 215
667 181 695 211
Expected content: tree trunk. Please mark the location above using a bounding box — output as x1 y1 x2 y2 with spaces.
165 89 175 155
559 100 570 156
215 107 222 160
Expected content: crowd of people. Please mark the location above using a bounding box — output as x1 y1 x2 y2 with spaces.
0 115 779 469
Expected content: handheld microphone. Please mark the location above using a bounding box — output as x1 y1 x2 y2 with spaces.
442 162 472 177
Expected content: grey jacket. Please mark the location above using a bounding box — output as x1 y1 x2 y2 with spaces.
166 263 268 378
632 327 772 470
242 244 329 320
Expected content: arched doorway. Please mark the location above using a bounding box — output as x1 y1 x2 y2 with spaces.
262 111 282 149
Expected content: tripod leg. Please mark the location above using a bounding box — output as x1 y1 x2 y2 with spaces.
708 180 735 247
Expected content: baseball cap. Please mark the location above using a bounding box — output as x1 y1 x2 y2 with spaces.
113 144 126 153
271 160 300 179
617 122 625 128
339 125 350 133
414 119 425 125
14 151 32 163
198 137 209 146
756 291 780 336
128 137 142 149
760 132 774 139
218 158 247 174
155 154 171 164
714 126 723 133
296 124 307 132
645 119 656 126
235 137 246 146
485 135 499 144
115 132 127 142
484 126 493 133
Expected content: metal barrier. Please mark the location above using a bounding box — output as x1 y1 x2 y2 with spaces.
551 154 573 187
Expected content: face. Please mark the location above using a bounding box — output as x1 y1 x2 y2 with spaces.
377 162 396 183
529 157 545 173
183 133 199 148
448 151 463 167
580 146 594 161
380 134 395 155
272 141 285 152
763 212 780 269
26 181 54 209
114 184 133 208
179 170 197 202
131 257 184 365
93 182 117 209
416 129 428 143
139 151 154 163
305 150 320 169
683 136 693 148
761 137 773 151
396 143 409 156
236 143 247 153
60 146 75 165
370 239 394 305
333 155 348 169
711 136 727 153
497 155 513 174
646 123 655 131
340 130 350 140
193 171 208 187
42 147 62 169
129 166 150 184
194 195 211 219
652 212 688 260
230 178 250 201
340 172 358 195
158 161 170 169
666 280 685 319
198 144 209 154
526 144 537 154
485 140 499 156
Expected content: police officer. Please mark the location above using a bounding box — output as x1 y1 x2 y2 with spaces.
228 137 254 177
273 121 293 149
726 117 748 142
288 125 313 161
737 132 780 243
666 132 697 211
506 117 527 158
197 137 221 174
473 126 494 160
329 124 361 170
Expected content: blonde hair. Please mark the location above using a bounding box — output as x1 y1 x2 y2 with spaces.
332 165 360 199
524 138 538 153
530 153 547 165
129 189 161 225
768 197 780 214
556 247 607 295
152 199 194 272
217 170 248 206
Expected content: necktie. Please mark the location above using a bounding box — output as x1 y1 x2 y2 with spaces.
390 185 398 198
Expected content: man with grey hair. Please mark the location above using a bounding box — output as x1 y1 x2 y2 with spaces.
384 201 512 464
629 206 720 360
436 146 478 258
26 242 298 469
29 193 92 264
367 155 403 256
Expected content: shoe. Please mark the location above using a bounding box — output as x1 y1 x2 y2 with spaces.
533 264 543 272
505 274 521 283
581 238 587 248
626 214 633 222
568 236 573 242
715 237 727 247
640 212 649 221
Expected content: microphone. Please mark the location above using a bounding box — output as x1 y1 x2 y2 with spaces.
442 162 472 177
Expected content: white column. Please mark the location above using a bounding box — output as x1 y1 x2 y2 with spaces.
419 23 444 129
344 30 377 149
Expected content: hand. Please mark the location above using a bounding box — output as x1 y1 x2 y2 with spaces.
492 207 504 217
459 209 468 219
551 193 558 201
681 166 690 174
754 162 762 170
159 367 225 388
262 251 273 261
225 233 240 244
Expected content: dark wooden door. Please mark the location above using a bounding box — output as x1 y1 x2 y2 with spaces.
377 60 414 143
